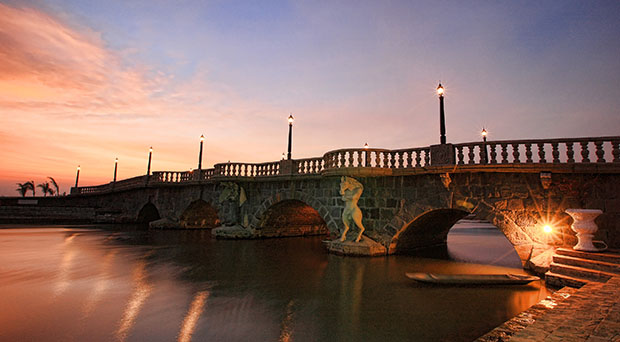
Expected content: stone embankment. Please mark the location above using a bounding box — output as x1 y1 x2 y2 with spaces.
477 249 620 341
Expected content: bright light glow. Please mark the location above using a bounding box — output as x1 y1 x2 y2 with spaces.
436 83 444 96
77 165 80 171
200 135 204 142
481 128 488 137
364 143 369 149
288 114 294 124
543 225 552 233
149 147 153 153
115 158 118 163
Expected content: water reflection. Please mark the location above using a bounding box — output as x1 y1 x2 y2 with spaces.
0 226 550 342
178 290 209 342
116 259 153 341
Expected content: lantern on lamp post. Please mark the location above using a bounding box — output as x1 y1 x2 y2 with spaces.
113 158 118 182
481 128 488 164
287 114 294 160
75 165 80 188
437 83 447 144
198 135 204 170
147 147 153 176
364 142 369 167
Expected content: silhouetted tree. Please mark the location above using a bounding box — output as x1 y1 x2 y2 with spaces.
15 183 29 197
25 180 35 197
48 177 60 196
37 182 54 197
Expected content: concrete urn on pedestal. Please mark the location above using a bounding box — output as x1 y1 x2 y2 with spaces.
565 209 607 252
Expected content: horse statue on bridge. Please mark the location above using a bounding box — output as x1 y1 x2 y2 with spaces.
339 176 366 242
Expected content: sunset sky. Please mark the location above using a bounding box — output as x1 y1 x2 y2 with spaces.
1 1 619 196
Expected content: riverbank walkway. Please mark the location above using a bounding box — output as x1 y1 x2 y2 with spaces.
477 276 620 341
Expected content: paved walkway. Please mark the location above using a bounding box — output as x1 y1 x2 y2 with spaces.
477 277 620 341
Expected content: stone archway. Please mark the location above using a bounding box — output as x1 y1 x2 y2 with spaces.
258 199 328 237
179 199 220 228
390 208 470 254
251 190 338 237
137 202 160 223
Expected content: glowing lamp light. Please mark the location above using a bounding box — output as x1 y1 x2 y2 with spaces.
364 142 369 149
200 135 205 142
436 83 445 96
288 114 294 124
543 225 553 234
115 158 118 163
77 165 80 171
149 147 153 153
481 128 488 137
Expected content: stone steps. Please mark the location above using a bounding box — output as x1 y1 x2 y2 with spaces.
545 248 620 288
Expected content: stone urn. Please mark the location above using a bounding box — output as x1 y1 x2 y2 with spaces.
565 209 607 252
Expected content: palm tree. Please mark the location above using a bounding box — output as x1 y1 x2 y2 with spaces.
37 182 54 197
48 177 60 196
25 180 35 197
15 183 29 197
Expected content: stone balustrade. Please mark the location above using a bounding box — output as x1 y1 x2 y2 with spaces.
213 161 280 177
455 136 620 165
70 136 620 195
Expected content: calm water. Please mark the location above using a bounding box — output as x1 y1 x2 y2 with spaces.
0 224 549 342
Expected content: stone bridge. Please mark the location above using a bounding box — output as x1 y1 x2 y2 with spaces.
9 136 618 267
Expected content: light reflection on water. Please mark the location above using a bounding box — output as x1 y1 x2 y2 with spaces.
0 225 550 342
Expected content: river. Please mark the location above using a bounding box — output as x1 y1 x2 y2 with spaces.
0 223 549 342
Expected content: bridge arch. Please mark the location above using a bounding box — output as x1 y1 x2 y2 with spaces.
390 208 470 254
251 191 338 237
137 202 161 223
179 199 220 228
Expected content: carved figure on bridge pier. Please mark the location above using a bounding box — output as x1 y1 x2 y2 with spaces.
339 176 366 242
218 182 247 226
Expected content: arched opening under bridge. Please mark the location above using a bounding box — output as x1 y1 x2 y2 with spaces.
137 202 160 223
179 200 220 228
258 200 328 237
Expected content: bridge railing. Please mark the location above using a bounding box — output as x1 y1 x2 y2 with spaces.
296 157 325 174
322 147 431 169
213 161 280 177
70 175 148 195
454 136 620 165
152 171 193 183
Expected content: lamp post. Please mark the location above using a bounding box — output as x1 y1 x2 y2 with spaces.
481 128 488 163
147 147 152 176
198 135 204 170
113 158 118 182
437 83 446 144
287 114 294 160
364 142 369 167
75 165 80 188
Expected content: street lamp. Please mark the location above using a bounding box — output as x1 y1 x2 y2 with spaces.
113 158 118 182
437 83 447 144
198 135 204 170
481 128 488 163
147 147 153 176
75 165 80 188
364 142 369 167
287 114 294 160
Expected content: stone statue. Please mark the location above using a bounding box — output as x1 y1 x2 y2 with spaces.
339 176 366 242
218 182 247 226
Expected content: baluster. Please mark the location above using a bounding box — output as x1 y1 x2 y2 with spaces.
500 144 509 163
525 143 533 163
398 152 404 168
594 141 605 163
355 151 362 167
424 150 430 166
390 152 396 168
580 141 590 163
347 151 354 167
340 152 346 168
552 142 560 163
456 146 464 165
612 141 620 163
468 145 475 164
406 151 413 168
511 143 520 163
374 151 380 167
312 159 317 173
489 144 497 164
415 151 421 167
566 142 575 163
381 151 387 167
479 144 487 164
